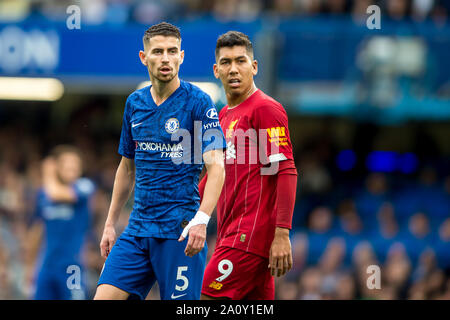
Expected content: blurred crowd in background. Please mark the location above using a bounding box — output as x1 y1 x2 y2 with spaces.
0 0 449 25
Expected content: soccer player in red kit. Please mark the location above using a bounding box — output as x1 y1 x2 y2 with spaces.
200 31 298 300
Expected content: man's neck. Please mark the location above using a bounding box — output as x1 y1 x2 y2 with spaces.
150 77 180 106
227 83 257 109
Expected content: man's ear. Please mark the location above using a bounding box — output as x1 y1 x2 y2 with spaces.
139 50 147 66
213 64 220 79
252 59 258 76
180 50 185 65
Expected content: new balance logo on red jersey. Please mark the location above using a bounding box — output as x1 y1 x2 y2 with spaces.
208 281 223 290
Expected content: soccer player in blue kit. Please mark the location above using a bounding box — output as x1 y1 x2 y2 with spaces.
30 145 95 300
94 22 226 300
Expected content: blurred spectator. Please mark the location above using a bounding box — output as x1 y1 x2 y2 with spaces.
212 0 238 22
355 173 389 226
298 267 323 299
293 207 335 272
412 0 435 21
80 0 108 25
384 243 412 298
433 218 450 271
131 0 180 24
324 0 348 15
431 0 448 26
275 278 299 300
298 153 332 194
211 0 262 22
318 238 346 298
270 0 296 16
335 272 357 299
298 0 322 15
351 0 375 24
336 200 364 266
415 167 448 226
385 0 410 21
401 212 433 266
369 202 400 264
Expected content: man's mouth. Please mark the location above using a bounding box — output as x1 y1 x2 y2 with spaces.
228 79 240 88
159 67 172 75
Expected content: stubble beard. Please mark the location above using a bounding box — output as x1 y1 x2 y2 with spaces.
150 68 178 84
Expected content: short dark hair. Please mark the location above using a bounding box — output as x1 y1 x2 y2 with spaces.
143 22 181 46
215 31 253 60
50 145 82 160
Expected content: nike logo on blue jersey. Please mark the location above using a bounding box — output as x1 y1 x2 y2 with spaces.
132 122 143 128
171 292 187 299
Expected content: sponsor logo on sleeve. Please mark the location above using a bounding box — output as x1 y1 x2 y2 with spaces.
266 126 288 146
206 108 219 120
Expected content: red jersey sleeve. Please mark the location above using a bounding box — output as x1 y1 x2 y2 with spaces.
253 101 294 165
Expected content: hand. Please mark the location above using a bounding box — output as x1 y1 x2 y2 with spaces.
42 157 57 177
178 224 206 257
268 227 293 277
100 224 116 258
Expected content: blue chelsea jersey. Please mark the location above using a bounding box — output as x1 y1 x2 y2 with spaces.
118 80 226 238
34 178 95 267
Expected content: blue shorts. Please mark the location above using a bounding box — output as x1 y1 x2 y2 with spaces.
97 232 207 300
35 263 87 300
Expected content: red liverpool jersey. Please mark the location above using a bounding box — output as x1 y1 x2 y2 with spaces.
216 89 294 258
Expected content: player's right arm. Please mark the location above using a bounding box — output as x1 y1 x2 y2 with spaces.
179 149 225 257
100 156 135 258
42 157 78 203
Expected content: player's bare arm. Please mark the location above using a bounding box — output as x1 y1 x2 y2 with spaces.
41 157 77 202
179 149 225 257
100 156 135 258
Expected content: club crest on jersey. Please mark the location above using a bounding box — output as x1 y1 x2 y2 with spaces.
165 118 179 134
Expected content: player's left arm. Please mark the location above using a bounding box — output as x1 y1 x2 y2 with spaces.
41 157 77 203
253 102 298 276
179 149 225 257
269 161 298 277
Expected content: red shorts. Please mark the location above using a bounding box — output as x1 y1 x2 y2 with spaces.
201 246 274 300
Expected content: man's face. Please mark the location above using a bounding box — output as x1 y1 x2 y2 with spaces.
214 45 257 97
56 152 82 184
140 35 184 83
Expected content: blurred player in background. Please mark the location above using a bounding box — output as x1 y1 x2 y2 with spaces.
94 22 226 300
200 31 298 300
28 145 95 300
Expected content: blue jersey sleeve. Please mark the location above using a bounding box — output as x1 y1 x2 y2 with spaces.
193 93 226 155
118 97 135 159
73 178 95 203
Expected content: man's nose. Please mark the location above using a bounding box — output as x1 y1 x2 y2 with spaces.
229 61 238 74
162 51 169 62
